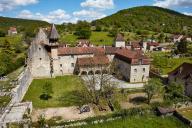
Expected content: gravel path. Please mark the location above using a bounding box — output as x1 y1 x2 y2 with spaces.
32 106 95 122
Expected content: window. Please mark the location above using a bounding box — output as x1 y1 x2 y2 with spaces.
39 48 41 50
134 69 137 73
71 63 74 67
60 64 62 67
139 59 142 65
39 58 42 60
71 55 74 58
143 68 145 72
58 57 61 59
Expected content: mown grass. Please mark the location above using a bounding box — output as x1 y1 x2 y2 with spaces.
60 32 114 46
23 76 85 108
78 115 187 128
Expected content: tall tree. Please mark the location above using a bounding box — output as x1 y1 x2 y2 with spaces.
74 21 91 39
177 40 188 54
41 82 53 100
144 78 163 104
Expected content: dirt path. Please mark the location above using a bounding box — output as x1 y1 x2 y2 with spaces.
32 106 95 122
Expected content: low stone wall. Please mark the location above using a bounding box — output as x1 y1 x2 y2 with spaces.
174 111 192 126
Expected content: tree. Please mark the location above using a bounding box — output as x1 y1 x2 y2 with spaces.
74 21 91 39
158 32 165 43
37 115 46 128
75 62 118 111
177 40 188 54
108 27 118 37
95 25 102 31
165 81 188 104
144 78 163 104
0 31 6 37
41 82 53 100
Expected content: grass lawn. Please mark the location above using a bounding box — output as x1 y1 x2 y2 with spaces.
60 32 114 46
23 76 85 108
177 107 192 120
150 51 192 75
79 115 187 128
0 96 11 108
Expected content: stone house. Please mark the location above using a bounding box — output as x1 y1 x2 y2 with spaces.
114 33 125 47
168 63 192 97
114 49 150 83
27 24 150 83
8 27 17 36
172 35 183 43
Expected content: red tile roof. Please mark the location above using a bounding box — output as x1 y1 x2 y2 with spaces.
77 55 109 67
131 42 142 48
147 42 159 47
58 47 105 56
115 49 150 65
9 27 17 32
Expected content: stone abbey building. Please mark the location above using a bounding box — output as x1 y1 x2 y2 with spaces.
27 24 150 83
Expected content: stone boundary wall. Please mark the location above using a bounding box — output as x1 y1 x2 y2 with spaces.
174 111 192 126
0 67 33 127
11 68 33 103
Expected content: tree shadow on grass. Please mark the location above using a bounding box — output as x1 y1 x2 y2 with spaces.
129 96 147 105
39 94 52 101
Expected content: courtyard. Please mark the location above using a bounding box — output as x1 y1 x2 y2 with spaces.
23 75 85 108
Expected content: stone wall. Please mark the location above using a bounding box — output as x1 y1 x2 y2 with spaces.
12 68 33 103
114 58 150 83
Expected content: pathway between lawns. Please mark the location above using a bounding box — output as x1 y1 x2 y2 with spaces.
32 106 95 122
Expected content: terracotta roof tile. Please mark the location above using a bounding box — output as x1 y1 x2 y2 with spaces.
77 55 109 67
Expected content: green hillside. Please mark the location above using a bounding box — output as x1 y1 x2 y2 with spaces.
0 16 49 33
93 6 192 34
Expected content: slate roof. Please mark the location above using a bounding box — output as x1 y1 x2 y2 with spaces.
116 33 125 41
49 24 59 40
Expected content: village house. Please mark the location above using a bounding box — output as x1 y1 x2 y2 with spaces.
27 24 150 83
114 33 126 47
76 39 94 47
172 35 183 43
168 63 192 97
8 27 17 36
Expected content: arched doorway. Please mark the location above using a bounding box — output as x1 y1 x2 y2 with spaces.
81 71 87 75
95 70 101 74
88 71 94 75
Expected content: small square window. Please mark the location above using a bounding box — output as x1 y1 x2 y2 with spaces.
71 55 74 58
39 58 42 60
71 63 74 67
39 48 41 50
60 64 62 67
134 69 137 73
143 68 145 72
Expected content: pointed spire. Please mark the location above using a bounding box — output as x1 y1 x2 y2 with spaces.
49 24 59 42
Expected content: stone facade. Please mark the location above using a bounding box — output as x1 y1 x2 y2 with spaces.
27 26 150 83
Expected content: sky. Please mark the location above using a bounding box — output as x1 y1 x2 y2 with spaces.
0 0 192 24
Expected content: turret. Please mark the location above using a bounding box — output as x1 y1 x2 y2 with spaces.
49 24 60 45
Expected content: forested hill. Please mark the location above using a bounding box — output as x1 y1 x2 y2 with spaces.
0 16 49 33
92 6 192 34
